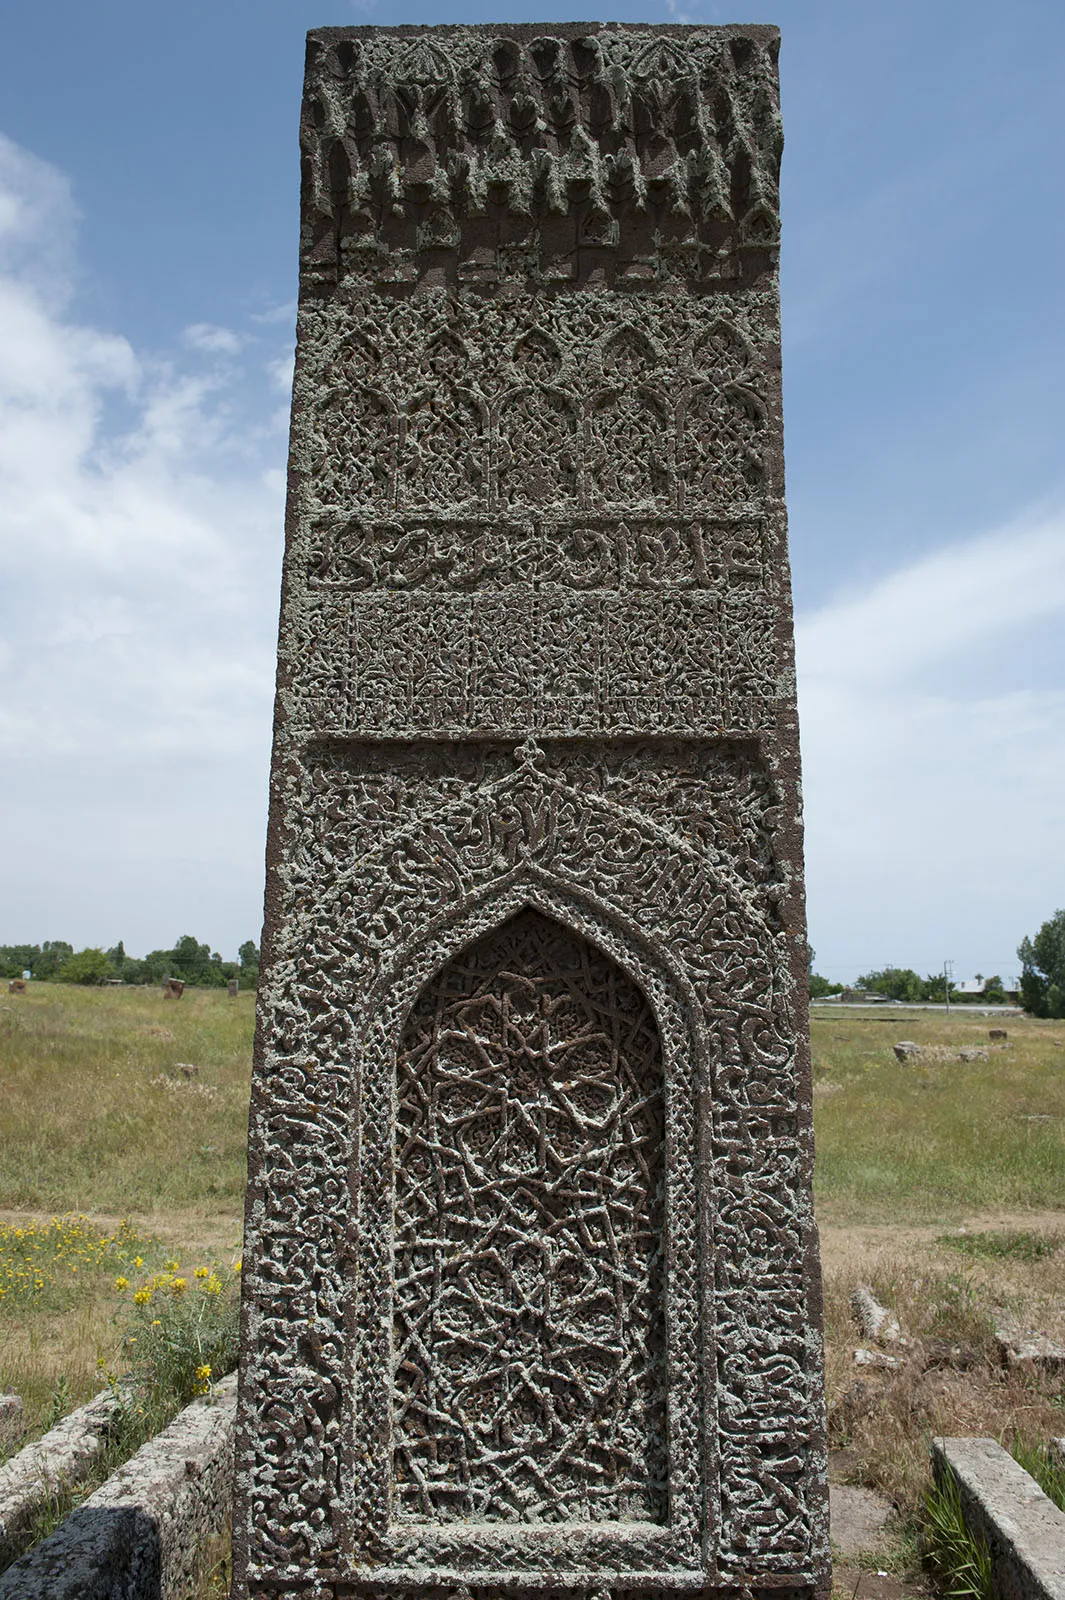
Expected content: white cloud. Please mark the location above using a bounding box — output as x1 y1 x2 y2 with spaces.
797 512 1065 982
182 321 244 355
266 349 295 393
0 133 78 306
250 299 296 327
0 136 283 953
799 511 1065 686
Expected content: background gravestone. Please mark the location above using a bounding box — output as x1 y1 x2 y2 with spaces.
234 22 828 1600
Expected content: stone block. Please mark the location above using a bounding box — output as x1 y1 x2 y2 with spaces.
233 20 827 1600
0 1387 119 1568
932 1436 1065 1600
852 1284 903 1343
995 1325 1065 1373
0 1375 235 1600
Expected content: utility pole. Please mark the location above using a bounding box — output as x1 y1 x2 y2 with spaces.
944 959 953 1015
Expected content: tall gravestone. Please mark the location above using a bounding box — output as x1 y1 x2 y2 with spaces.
234 22 828 1600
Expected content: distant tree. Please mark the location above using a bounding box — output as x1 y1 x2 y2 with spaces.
167 934 234 987
106 941 147 984
143 947 173 984
58 947 112 985
238 939 260 989
1018 909 1065 1018
922 972 951 1002
856 966 925 1002
0 944 40 979
810 973 843 998
981 974 1008 1005
36 942 74 980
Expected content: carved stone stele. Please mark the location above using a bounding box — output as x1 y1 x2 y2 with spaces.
233 22 829 1600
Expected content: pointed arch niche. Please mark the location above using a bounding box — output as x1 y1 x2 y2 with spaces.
391 907 667 1525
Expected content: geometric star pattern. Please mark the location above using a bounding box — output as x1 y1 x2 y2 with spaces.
393 909 667 1523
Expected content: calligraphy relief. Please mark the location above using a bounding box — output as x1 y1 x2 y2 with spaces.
393 908 667 1524
308 515 768 591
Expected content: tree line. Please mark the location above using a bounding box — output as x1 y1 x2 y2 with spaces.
813 967 1008 1004
808 907 1065 1015
0 936 260 989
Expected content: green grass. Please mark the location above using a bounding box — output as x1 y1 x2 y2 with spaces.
812 1010 1065 1222
1009 1436 1065 1512
0 983 250 1453
920 1471 993 1600
0 983 254 1212
938 1229 1058 1262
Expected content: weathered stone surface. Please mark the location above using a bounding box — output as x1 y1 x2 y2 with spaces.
995 1324 1065 1373
0 1376 235 1600
234 21 827 1600
853 1348 901 1371
852 1285 902 1345
893 1041 921 1062
0 1387 119 1568
932 1437 1065 1600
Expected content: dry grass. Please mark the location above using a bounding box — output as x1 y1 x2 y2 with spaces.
813 1010 1065 1593
822 1218 1065 1516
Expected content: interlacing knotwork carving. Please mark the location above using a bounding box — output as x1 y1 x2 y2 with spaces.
236 739 822 1584
393 909 667 1524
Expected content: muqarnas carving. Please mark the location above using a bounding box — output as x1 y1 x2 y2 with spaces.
233 23 828 1600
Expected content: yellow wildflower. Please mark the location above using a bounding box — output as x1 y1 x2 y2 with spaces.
194 1266 209 1280
114 1276 130 1292
133 1288 152 1306
171 1277 188 1294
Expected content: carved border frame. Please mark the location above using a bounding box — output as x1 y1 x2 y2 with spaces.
351 872 710 1581
238 749 821 1589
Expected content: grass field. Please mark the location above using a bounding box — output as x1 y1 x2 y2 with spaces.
0 983 249 1456
1 985 1063 1593
812 1005 1065 1221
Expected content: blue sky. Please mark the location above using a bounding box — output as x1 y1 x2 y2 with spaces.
0 0 1062 981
